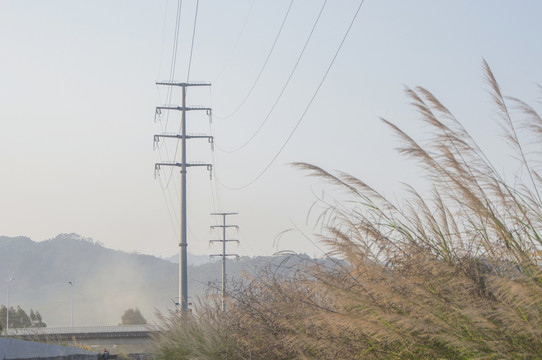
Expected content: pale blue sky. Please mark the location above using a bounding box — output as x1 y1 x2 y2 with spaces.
1 0 541 258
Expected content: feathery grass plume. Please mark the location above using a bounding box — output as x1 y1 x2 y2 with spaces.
152 63 542 359
289 62 542 357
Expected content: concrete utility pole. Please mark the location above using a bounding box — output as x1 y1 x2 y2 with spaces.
210 212 239 311
154 81 213 312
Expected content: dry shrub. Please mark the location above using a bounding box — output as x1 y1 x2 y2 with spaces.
152 62 542 359
71 336 93 352
151 304 238 360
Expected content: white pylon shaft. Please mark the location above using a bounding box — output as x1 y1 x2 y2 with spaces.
180 85 188 312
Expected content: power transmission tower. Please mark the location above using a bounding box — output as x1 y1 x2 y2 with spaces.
210 212 239 311
154 81 213 313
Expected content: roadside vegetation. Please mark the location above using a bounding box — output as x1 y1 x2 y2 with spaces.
152 62 542 359
120 307 147 325
0 305 47 329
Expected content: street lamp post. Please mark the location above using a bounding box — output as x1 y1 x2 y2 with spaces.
6 277 14 333
68 281 74 327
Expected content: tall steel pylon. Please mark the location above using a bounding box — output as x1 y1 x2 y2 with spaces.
154 81 213 312
210 212 239 311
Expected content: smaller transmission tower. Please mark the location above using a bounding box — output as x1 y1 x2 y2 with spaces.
210 212 239 311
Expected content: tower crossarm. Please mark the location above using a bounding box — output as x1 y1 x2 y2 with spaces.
210 225 239 229
156 105 212 112
156 81 211 87
154 162 212 178
210 254 240 259
153 134 214 150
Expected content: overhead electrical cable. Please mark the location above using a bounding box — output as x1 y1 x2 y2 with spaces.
215 0 367 191
156 0 171 79
169 0 220 240
186 0 199 81
179 0 225 217
211 138 224 212
154 0 183 134
214 0 296 120
213 0 257 82
170 0 183 78
157 0 184 190
161 0 199 190
155 0 216 253
155 0 185 242
208 89 224 213
164 0 183 124
216 0 328 154
155 0 183 188
160 175 180 239
164 0 184 131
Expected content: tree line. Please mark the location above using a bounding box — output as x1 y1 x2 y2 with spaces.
0 305 46 329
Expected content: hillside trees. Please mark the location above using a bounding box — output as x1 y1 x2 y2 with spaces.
0 305 46 329
29 308 47 327
121 308 147 325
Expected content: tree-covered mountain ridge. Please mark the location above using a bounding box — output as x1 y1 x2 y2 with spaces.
0 233 309 327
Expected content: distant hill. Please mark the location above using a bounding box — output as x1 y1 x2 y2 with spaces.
165 253 213 266
0 234 308 327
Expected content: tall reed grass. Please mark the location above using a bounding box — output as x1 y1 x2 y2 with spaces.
152 62 542 359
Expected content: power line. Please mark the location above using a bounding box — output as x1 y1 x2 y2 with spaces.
154 0 185 190
154 0 184 242
186 0 200 81
208 88 224 213
159 175 180 239
156 0 172 78
155 0 220 284
161 0 199 189
168 0 183 85
210 141 224 213
162 0 184 174
213 0 296 120
215 0 367 191
213 0 257 82
215 0 328 154
164 0 184 131
155 125 182 190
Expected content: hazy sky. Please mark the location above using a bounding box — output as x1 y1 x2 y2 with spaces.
1 0 541 258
